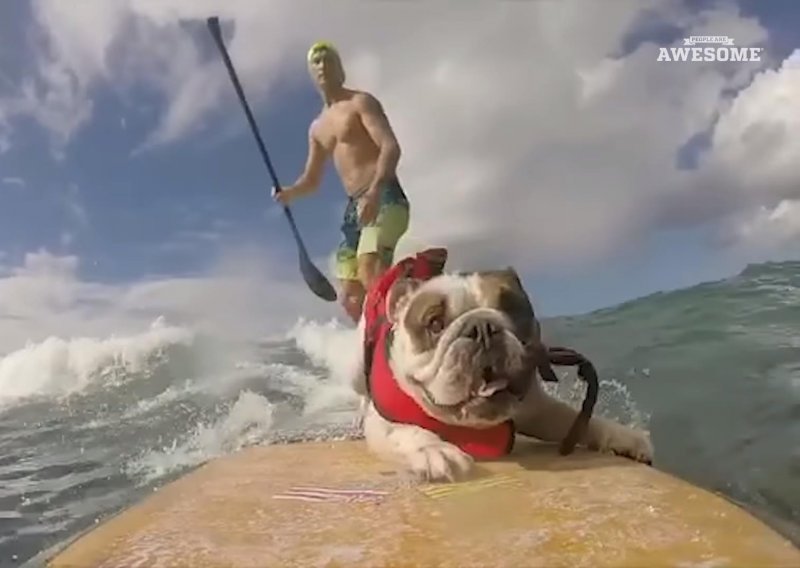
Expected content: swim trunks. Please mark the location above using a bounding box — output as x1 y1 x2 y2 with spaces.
335 178 410 281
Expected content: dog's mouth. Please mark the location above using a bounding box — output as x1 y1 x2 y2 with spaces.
469 364 530 402
420 365 516 412
473 366 510 398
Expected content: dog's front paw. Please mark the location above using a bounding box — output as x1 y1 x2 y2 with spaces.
407 441 474 482
593 423 653 465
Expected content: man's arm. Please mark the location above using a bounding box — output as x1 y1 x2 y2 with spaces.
286 121 327 197
355 93 401 192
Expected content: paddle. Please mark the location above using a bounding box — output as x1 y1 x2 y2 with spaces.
206 16 337 303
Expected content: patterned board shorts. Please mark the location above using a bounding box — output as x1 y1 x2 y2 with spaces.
335 177 410 282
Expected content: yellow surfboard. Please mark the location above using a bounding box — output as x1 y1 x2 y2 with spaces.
41 438 799 567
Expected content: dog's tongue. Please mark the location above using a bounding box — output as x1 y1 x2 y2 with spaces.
477 378 509 397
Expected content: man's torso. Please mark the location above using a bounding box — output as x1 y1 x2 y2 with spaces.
312 90 382 195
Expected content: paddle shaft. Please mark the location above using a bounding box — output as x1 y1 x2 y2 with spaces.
205 18 301 236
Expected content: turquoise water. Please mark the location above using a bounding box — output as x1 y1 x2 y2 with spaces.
546 260 800 539
1 261 799 564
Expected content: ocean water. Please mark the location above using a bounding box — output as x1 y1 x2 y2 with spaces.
2 261 799 565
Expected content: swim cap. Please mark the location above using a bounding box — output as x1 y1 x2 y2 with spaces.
306 40 346 86
307 41 339 63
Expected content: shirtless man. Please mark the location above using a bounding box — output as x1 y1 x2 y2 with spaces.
272 41 410 323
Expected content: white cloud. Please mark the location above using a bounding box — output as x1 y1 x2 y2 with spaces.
1 0 799 273
0 247 339 355
2 0 122 154
0 122 10 154
62 183 89 229
699 49 800 203
723 199 800 252
2 176 25 188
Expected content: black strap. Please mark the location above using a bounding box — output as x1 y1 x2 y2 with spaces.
544 346 600 455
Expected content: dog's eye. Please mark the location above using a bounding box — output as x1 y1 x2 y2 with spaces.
427 314 444 334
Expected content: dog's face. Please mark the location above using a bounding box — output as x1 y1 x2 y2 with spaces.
386 268 542 428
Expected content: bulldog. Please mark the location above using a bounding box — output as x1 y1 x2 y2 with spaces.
350 250 653 482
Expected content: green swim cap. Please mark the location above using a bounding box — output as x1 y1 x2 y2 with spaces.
307 40 338 62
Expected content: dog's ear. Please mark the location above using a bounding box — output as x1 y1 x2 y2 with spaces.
498 267 529 299
479 267 539 342
385 277 421 325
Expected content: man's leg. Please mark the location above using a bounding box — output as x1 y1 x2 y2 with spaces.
335 245 366 323
334 197 368 324
356 202 410 293
357 252 386 291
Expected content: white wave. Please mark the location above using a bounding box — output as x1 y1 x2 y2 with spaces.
121 320 363 485
126 390 274 483
120 379 200 421
229 360 323 397
0 316 194 405
542 369 651 430
287 318 361 381
285 318 362 417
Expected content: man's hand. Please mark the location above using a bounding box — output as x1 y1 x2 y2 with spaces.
272 185 296 206
357 187 380 225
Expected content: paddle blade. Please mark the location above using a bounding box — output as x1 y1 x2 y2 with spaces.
281 207 337 302
299 249 338 302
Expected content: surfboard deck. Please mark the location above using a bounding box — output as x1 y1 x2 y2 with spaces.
45 438 799 567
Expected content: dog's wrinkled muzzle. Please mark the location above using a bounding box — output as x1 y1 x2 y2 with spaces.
458 315 532 402
462 318 501 350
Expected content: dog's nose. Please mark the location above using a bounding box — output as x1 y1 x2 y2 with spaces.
465 320 499 348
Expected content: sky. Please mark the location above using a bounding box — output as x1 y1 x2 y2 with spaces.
0 0 799 352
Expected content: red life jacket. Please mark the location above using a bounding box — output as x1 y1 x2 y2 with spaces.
362 248 515 460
